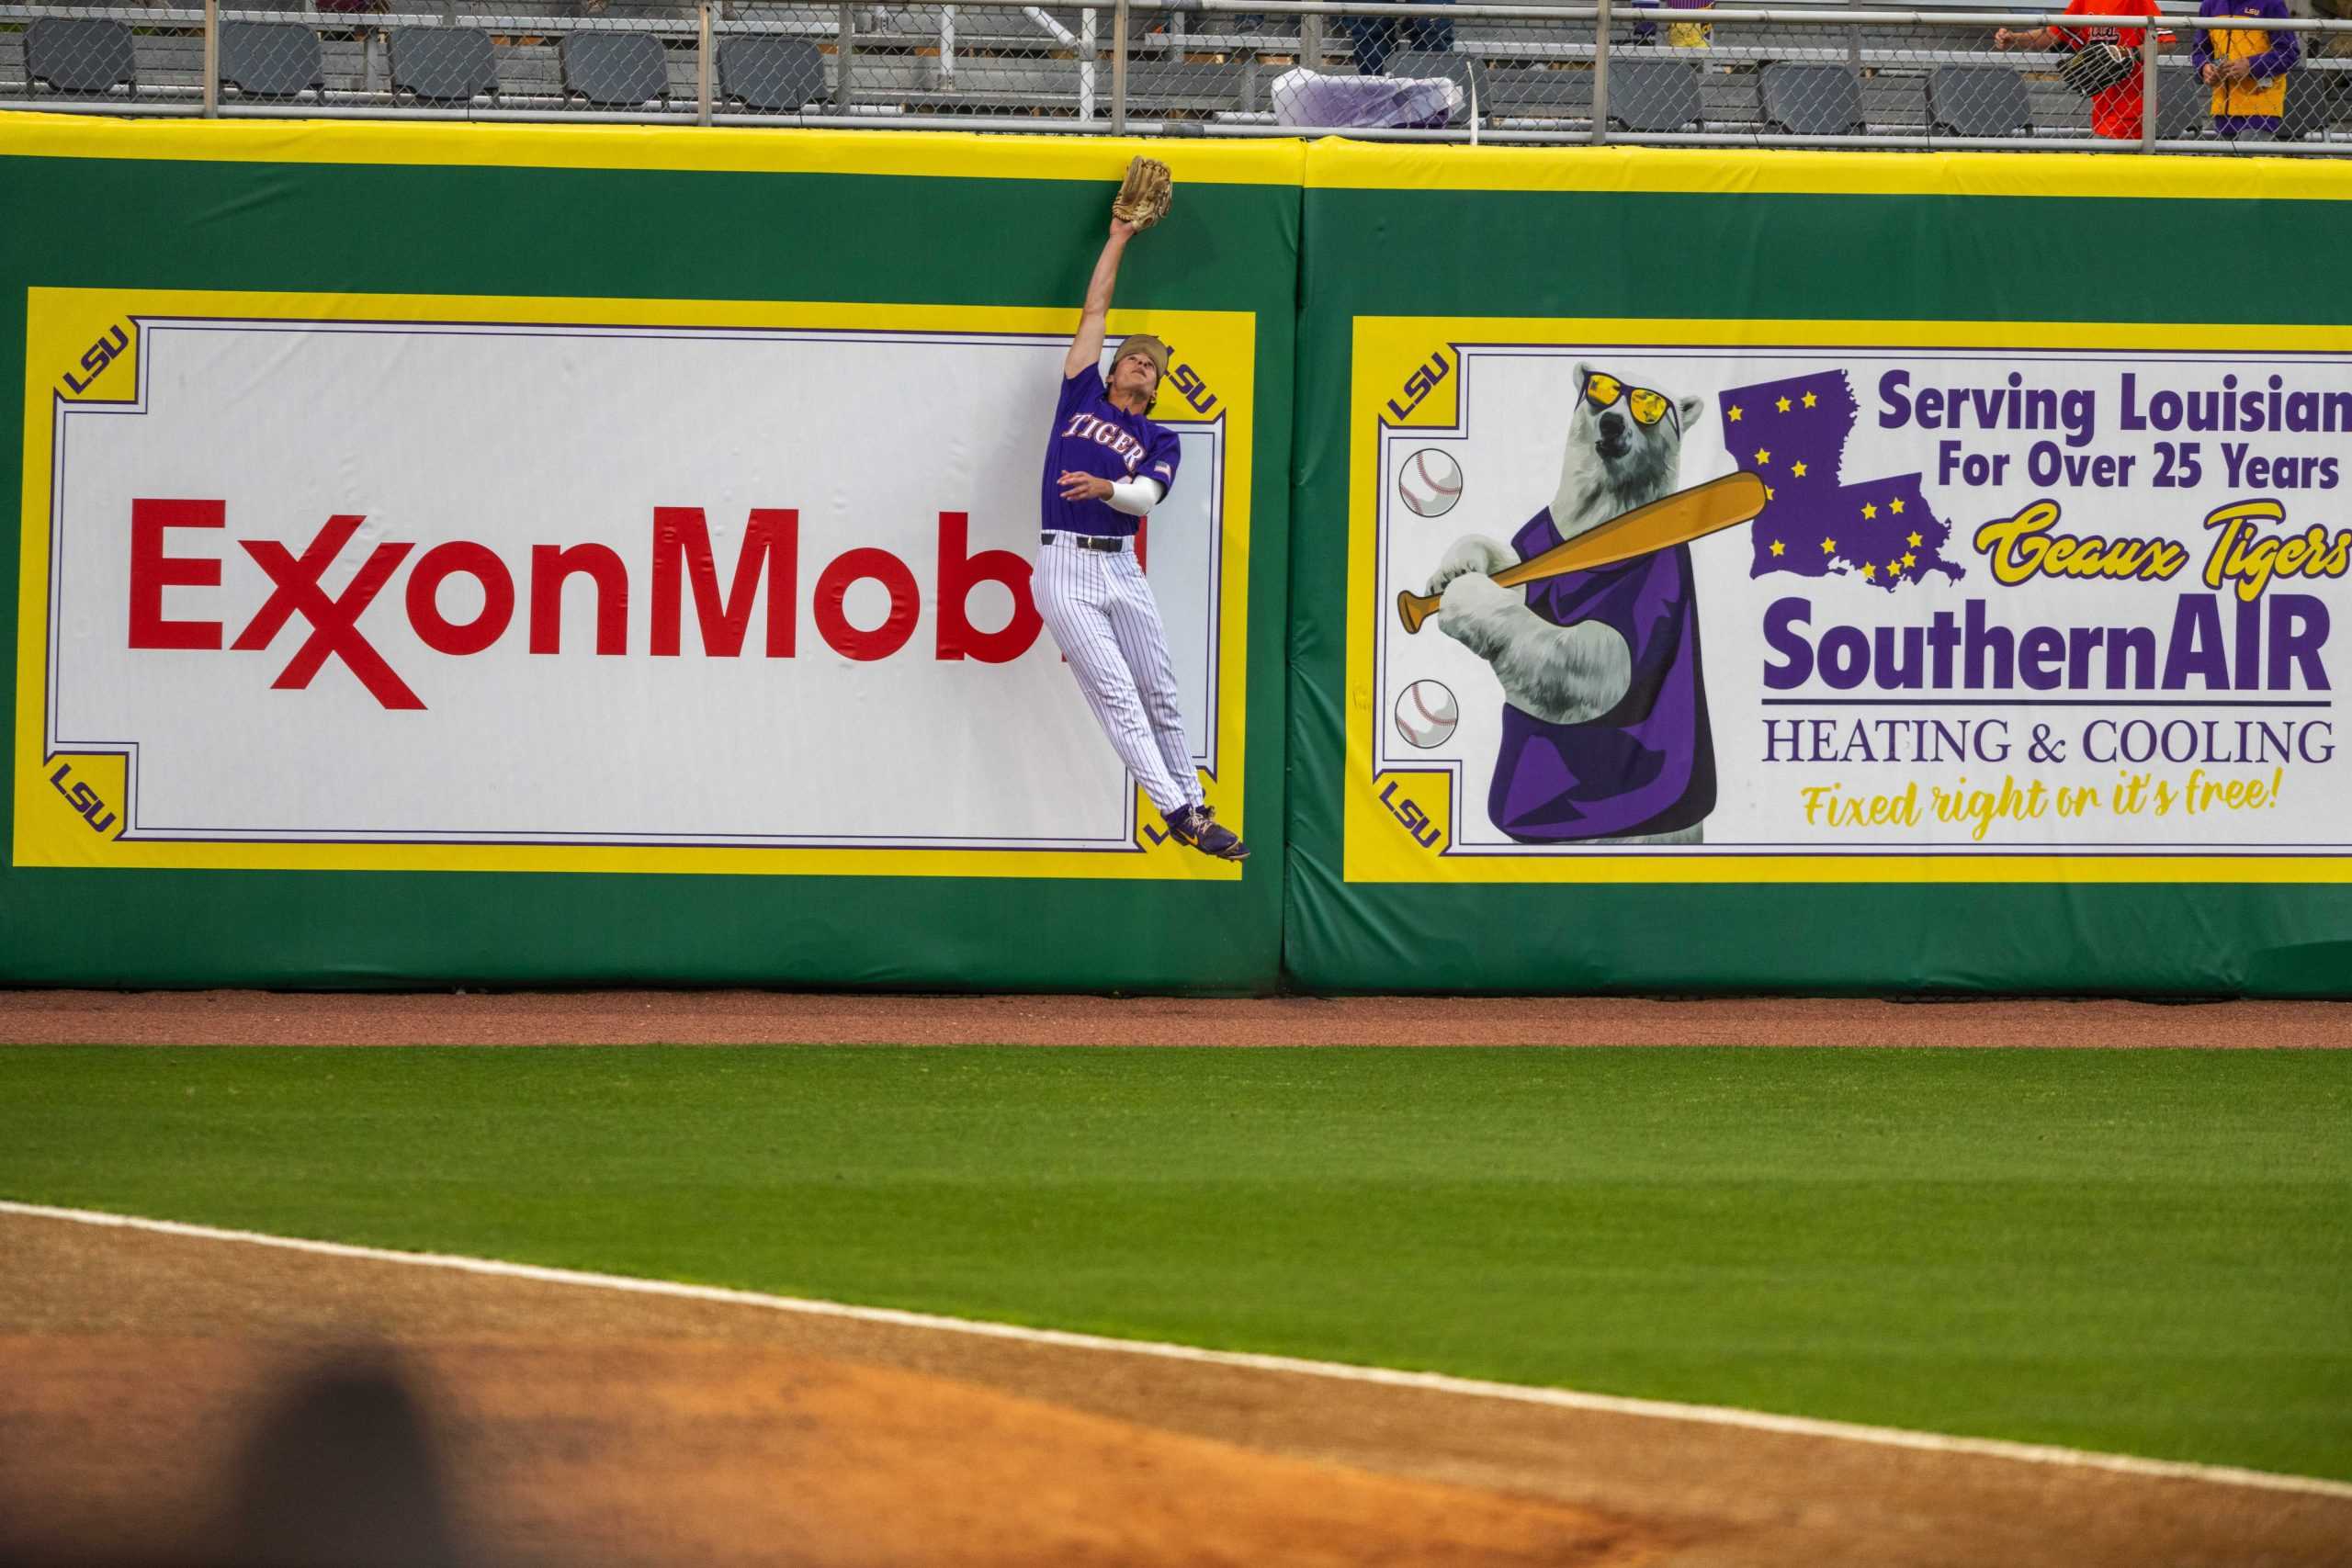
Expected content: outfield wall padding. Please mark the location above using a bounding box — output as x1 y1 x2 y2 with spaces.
7 120 2352 993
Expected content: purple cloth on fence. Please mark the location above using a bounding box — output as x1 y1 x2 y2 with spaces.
1486 508 1715 842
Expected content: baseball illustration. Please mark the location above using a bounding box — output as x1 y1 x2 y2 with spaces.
1397 447 1464 518
1393 680 1460 749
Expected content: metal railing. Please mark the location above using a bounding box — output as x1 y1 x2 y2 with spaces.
4 0 2347 149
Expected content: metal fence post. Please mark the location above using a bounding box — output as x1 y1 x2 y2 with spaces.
1592 0 1612 143
698 4 715 124
202 0 219 117
1112 0 1129 132
837 2 855 107
2139 19 2158 151
1080 4 1098 123
836 2 856 109
1301 8 1324 74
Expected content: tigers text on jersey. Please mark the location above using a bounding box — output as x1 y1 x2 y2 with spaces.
1041 365 1183 538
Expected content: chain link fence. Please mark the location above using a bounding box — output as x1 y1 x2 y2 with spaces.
3 0 2346 146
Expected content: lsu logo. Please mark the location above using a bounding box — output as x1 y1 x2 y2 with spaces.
1386 352 1451 423
47 761 119 836
1169 362 1218 415
1377 778 1442 849
61 322 130 396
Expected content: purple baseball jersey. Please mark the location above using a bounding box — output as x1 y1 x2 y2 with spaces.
1041 366 1182 538
1487 508 1716 841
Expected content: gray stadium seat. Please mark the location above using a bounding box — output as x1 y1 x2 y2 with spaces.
560 31 670 107
390 28 499 104
27 17 136 96
2153 64 2207 139
1760 62 1864 135
1606 58 1703 132
1387 48 1487 126
218 20 325 100
1928 65 2030 137
719 35 826 111
2276 75 2340 141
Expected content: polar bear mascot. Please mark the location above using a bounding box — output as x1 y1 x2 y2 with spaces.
1425 364 1717 845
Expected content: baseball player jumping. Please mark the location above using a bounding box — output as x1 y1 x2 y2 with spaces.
1034 158 1246 862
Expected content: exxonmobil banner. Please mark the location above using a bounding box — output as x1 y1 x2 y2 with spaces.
17 290 1256 876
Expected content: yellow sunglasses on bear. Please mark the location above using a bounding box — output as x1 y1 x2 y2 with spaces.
1581 370 1679 434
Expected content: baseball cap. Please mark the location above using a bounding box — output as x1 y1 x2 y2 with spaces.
1111 333 1171 380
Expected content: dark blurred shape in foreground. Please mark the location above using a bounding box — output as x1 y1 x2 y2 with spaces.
227 1352 469 1568
0 1348 476 1568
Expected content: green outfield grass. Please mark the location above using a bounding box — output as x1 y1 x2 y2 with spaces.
3 1045 2347 1480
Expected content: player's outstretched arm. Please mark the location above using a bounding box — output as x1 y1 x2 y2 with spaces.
1065 219 1137 381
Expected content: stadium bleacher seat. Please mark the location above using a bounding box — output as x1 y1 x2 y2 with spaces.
1126 57 1256 118
1928 65 2030 136
392 28 501 105
1760 62 1864 134
1862 72 1929 134
1483 64 1594 122
561 31 671 107
219 20 326 101
719 35 827 111
1606 57 1702 131
27 17 136 96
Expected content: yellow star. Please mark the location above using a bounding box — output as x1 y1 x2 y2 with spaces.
1775 397 1792 413
1906 530 1922 547
1887 559 1902 578
1821 536 1836 555
1728 405 1743 422
1765 486 1776 502
1791 460 1808 479
1861 502 1878 520
1755 448 1771 465
1802 390 1818 408
1860 561 1877 581
1769 538 1785 557
1889 498 1905 515
1902 550 1917 568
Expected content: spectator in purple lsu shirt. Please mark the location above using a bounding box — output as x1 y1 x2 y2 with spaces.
2194 0 2301 138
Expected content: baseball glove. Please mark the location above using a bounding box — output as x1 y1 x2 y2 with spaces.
2059 41 2134 96
1111 156 1174 231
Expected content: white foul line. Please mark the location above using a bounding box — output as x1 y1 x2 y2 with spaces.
6 1197 2348 1504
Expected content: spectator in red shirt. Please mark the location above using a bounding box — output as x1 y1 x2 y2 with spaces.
1997 0 2179 138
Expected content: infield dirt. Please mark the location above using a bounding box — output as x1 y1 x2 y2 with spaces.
4 1206 2348 1568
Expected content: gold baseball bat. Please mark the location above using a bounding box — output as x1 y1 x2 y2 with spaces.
1396 470 1770 635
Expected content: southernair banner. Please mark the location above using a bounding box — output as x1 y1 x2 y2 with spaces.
1350 316 2352 883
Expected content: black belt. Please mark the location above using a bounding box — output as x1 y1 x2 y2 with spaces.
1042 532 1127 553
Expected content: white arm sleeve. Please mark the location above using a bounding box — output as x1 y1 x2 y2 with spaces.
1104 476 1167 517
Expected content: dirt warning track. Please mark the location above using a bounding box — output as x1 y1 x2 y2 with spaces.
3 989 2347 1047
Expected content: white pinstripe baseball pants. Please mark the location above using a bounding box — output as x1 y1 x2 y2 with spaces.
1033 534 1202 818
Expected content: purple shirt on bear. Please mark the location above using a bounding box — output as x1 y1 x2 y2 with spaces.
1487 508 1715 841
1040 366 1182 539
